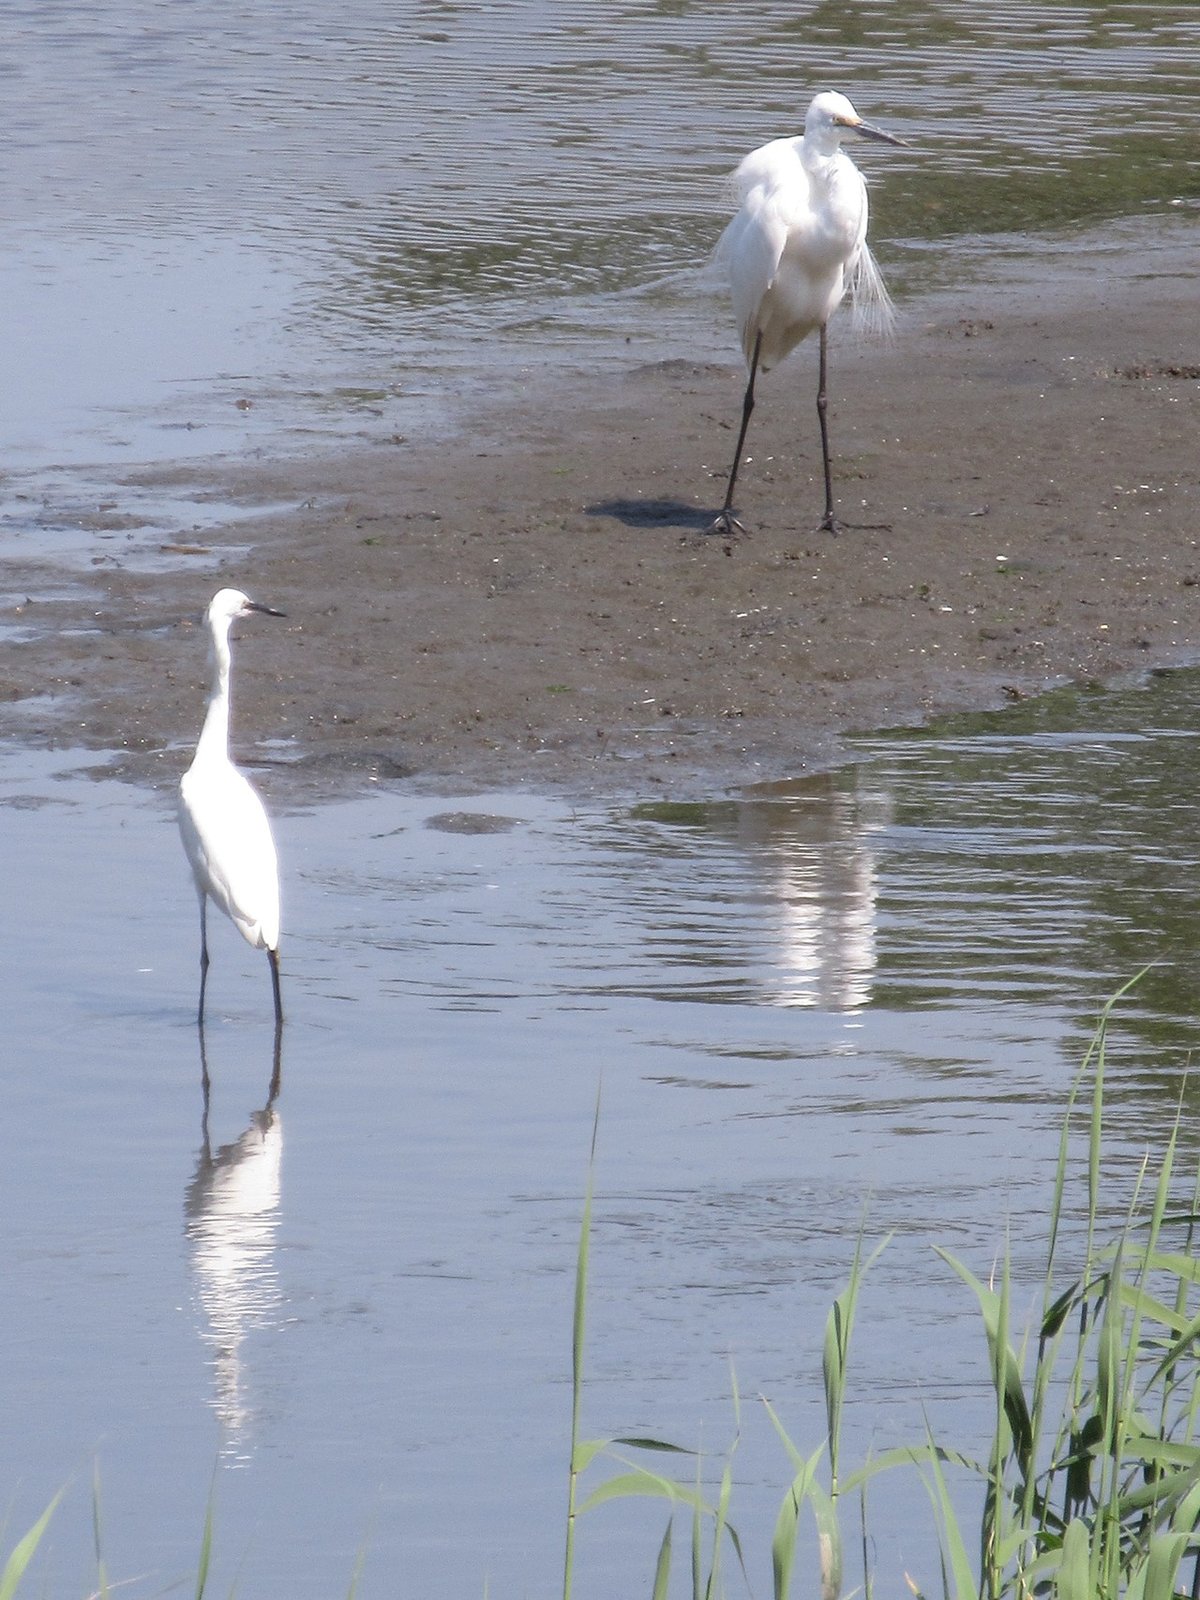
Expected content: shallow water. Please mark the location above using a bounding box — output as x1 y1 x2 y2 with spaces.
5 6 1200 1591
3 1 1198 506
4 664 1200 1596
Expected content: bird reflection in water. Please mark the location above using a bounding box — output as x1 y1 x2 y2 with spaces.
185 1024 284 1458
740 775 891 1012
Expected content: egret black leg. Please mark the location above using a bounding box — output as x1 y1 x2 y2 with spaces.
816 323 839 534
268 1018 283 1106
197 1016 212 1107
197 897 210 1026
711 330 762 536
268 947 283 1027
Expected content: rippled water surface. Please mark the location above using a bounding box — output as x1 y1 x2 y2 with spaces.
5 7 1200 1592
5 666 1200 1596
3 0 1198 492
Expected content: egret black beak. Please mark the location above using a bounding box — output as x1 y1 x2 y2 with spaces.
851 118 908 147
245 601 287 619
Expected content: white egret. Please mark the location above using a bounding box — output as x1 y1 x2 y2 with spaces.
711 90 906 536
179 588 286 1026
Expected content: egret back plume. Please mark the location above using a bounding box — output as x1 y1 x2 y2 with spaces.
848 241 895 342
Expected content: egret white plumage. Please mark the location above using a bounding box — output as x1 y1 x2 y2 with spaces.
711 90 906 536
179 588 285 1026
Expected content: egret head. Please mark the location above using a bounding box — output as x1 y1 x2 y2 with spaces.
805 91 907 152
205 588 286 628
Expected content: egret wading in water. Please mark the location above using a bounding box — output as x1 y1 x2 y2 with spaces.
179 588 286 1027
711 90 906 537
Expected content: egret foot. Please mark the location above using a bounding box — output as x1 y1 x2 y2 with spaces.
709 509 747 537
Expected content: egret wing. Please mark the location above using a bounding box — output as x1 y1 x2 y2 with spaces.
717 139 813 366
179 764 280 951
725 136 804 208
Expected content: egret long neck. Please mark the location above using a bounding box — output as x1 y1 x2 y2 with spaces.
194 628 233 762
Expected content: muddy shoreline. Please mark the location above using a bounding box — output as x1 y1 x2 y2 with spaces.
3 232 1198 804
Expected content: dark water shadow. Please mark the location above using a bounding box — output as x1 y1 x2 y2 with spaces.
586 496 716 532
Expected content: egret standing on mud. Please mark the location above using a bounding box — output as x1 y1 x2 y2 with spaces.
179 588 286 1026
711 90 906 536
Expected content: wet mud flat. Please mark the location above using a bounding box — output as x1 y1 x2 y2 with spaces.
1 237 1197 803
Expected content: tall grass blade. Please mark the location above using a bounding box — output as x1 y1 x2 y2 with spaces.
563 1086 602 1600
932 1248 1032 1465
651 1519 673 1600
823 1229 890 1495
344 1513 375 1600
771 1480 803 1600
703 1461 734 1600
766 1428 824 1600
910 1425 978 1600
0 1491 62 1600
577 1468 708 1517
763 1399 844 1600
91 1462 110 1600
1054 1518 1090 1600
1137 1531 1192 1600
194 1467 218 1600
859 1479 872 1600
691 1453 702 1600
808 1480 842 1600
1046 971 1147 1289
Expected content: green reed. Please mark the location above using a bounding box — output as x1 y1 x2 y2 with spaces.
0 1491 61 1600
900 974 1200 1600
565 976 1200 1599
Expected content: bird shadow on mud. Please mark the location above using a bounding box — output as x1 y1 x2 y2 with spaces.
586 496 716 532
